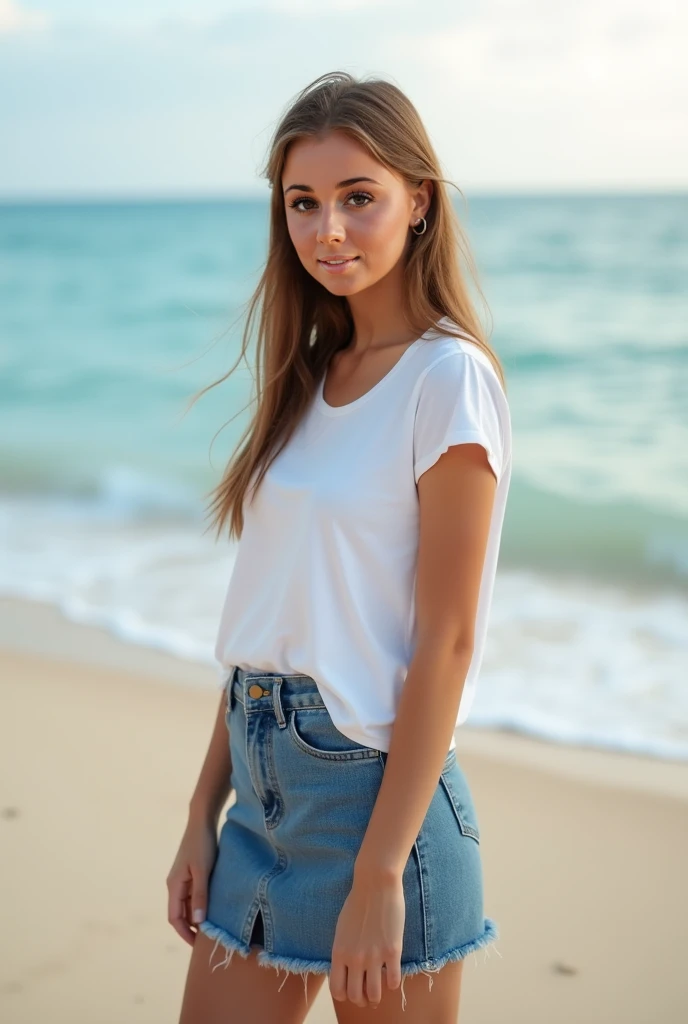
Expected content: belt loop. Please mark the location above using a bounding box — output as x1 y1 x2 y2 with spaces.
273 678 286 728
227 665 238 712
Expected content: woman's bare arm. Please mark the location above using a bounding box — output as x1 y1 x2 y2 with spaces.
354 441 498 880
188 689 234 827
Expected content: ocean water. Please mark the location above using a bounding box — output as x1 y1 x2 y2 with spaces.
1 195 687 760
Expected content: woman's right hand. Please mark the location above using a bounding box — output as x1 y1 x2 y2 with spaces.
166 816 218 946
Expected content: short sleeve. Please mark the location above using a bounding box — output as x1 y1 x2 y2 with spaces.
413 350 509 485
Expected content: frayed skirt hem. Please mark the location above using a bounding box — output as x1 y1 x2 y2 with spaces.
198 915 500 1011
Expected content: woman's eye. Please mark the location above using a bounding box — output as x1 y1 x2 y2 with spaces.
289 197 316 212
345 191 374 207
288 191 374 212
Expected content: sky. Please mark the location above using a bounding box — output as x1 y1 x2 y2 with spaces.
0 0 686 198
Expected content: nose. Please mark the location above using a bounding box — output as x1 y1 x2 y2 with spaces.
315 203 345 245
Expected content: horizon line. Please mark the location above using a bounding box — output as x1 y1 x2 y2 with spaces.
1 186 686 206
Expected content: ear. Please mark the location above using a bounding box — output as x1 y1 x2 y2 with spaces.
412 178 434 221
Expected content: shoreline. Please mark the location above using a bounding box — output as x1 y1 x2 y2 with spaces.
2 593 687 793
2 595 688 1021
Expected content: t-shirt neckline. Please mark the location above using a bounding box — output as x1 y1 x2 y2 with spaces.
316 332 429 417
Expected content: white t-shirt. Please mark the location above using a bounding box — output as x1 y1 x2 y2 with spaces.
214 320 512 754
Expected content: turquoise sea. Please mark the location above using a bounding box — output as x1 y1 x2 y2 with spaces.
1 194 687 758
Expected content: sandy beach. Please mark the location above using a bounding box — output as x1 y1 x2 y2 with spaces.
2 596 687 1023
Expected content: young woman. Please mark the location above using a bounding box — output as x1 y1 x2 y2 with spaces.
170 71 512 1024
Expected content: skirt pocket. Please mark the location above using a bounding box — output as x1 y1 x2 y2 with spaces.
440 753 481 843
288 707 380 762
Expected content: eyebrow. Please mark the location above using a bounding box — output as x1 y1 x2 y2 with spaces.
283 176 382 195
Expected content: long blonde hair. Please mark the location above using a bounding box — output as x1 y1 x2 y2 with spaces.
191 70 505 542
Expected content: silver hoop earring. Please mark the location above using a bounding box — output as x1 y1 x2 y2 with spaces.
412 217 427 235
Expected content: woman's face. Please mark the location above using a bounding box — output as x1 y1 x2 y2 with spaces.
282 131 429 296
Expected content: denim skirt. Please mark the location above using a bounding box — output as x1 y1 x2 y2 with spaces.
198 667 499 1010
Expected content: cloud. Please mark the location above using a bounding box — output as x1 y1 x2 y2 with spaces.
0 0 50 34
0 0 685 195
251 0 402 9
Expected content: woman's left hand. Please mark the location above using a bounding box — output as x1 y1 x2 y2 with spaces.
329 869 406 1008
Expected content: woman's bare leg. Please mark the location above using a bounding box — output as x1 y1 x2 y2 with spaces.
178 930 327 1024
331 958 464 1024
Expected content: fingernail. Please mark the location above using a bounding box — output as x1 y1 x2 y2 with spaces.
192 909 205 924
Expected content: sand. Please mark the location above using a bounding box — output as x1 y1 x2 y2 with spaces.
1 595 687 1023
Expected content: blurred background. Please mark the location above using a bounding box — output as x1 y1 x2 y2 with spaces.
1 0 687 760
2 4 688 1022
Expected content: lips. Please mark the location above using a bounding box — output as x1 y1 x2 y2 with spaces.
317 256 360 275
318 257 359 264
